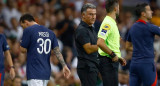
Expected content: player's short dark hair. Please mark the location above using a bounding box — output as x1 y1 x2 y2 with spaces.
19 14 35 23
135 3 149 18
105 0 118 13
81 3 96 14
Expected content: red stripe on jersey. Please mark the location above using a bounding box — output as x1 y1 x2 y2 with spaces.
151 72 157 86
136 19 147 24
0 73 1 86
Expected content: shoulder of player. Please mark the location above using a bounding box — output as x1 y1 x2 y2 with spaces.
134 22 152 28
45 28 57 38
0 34 6 41
148 23 160 29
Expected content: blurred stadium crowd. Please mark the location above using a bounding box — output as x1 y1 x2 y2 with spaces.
0 0 160 86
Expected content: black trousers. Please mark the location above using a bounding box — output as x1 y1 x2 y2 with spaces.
98 55 119 86
77 59 98 86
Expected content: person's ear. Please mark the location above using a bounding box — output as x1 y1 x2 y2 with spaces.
141 12 146 17
114 6 117 12
82 12 85 19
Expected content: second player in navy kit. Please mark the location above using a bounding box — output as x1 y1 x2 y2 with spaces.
0 34 15 86
19 14 71 86
126 3 159 86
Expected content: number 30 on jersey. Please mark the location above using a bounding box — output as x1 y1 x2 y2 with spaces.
37 38 51 54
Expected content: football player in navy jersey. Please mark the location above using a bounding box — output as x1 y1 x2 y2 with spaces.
0 34 15 86
126 3 159 86
19 14 71 86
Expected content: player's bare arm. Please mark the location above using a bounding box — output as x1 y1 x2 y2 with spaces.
97 38 119 62
20 46 27 53
4 50 15 80
97 38 126 65
83 43 98 54
53 46 71 79
53 46 66 67
126 41 133 51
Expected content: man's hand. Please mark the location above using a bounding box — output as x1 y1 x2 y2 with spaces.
119 58 126 66
112 56 119 62
63 65 71 79
10 68 15 80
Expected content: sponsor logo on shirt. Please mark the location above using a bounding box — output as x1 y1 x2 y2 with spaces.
103 24 110 30
100 24 110 36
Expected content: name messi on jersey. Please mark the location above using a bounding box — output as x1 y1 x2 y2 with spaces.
38 32 49 37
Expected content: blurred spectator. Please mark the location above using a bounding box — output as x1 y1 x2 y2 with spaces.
54 9 65 23
151 8 160 26
49 14 57 30
118 70 129 86
53 29 64 52
10 17 23 41
0 2 5 24
157 0 160 8
2 0 21 29
12 76 22 86
122 0 150 7
56 6 76 48
73 0 83 12
17 0 28 15
17 53 27 80
62 46 73 69
0 25 4 34
0 0 160 86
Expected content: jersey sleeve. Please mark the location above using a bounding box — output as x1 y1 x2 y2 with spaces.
98 22 111 40
20 28 30 48
76 28 90 45
149 24 160 36
126 30 132 42
52 33 59 49
2 35 10 51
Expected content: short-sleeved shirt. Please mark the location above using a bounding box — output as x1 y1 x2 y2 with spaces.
20 24 58 80
98 16 121 58
0 34 9 72
75 21 98 64
126 19 160 63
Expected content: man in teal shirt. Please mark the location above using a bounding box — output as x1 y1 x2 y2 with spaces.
97 0 126 86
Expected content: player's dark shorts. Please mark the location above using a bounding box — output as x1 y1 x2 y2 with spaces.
0 71 5 86
98 54 119 86
129 62 158 86
77 58 99 86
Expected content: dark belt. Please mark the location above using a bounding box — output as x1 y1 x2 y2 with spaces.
98 53 114 63
98 53 110 58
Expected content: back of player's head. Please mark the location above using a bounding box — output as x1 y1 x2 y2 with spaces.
20 14 35 23
105 0 119 13
81 3 96 14
135 3 149 18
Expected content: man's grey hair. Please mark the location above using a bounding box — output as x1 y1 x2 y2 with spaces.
81 3 96 14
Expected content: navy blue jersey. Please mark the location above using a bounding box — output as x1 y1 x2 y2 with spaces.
127 19 160 63
0 34 9 72
20 24 58 80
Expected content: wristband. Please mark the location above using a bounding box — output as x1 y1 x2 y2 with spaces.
110 51 116 58
10 66 15 69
